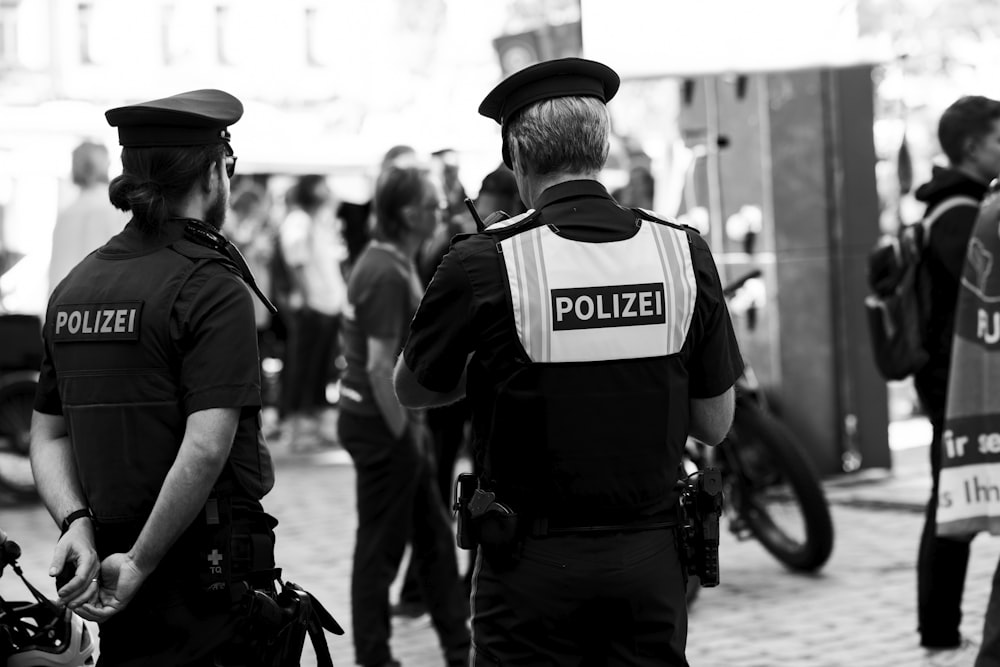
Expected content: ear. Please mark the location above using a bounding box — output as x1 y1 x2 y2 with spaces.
397 207 415 230
202 157 221 194
964 137 982 161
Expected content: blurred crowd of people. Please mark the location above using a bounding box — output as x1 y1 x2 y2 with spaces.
43 138 658 457
221 146 538 453
37 132 660 666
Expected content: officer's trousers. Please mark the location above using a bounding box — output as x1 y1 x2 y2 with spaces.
94 509 277 666
470 528 689 666
95 577 245 666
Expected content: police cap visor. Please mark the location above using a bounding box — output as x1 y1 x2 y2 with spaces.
478 57 620 127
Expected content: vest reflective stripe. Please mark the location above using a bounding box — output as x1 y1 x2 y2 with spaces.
650 221 697 351
506 229 552 361
500 220 696 362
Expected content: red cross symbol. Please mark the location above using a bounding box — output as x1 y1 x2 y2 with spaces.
208 549 224 567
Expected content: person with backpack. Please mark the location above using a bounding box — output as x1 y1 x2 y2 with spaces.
911 95 1000 663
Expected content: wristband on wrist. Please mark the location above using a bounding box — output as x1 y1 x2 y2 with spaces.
60 508 93 535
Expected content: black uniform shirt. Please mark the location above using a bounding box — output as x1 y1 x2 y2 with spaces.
403 179 743 402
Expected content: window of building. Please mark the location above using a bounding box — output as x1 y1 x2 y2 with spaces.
215 4 230 65
77 2 94 64
0 1 20 69
305 6 320 67
161 2 175 65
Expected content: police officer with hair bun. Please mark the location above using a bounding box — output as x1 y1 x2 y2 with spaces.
30 89 283 666
394 58 744 665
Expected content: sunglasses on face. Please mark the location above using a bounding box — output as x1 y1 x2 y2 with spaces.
222 144 237 179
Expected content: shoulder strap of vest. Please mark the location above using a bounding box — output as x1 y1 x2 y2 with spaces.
631 207 695 234
171 238 237 265
481 208 545 239
173 219 278 315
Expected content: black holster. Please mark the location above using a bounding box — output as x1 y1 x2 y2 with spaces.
454 473 521 569
677 468 724 587
238 579 345 667
216 577 344 667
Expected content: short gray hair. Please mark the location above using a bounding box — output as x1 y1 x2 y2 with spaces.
504 96 610 175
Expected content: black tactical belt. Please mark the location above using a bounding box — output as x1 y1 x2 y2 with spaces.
530 517 678 537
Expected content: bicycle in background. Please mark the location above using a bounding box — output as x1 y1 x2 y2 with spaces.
0 312 41 502
686 270 835 590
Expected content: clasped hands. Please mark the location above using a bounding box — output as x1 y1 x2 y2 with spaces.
50 521 149 623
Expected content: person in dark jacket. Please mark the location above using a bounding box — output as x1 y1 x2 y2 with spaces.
913 94 1000 661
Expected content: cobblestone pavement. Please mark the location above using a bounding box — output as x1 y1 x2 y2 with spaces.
3 435 998 667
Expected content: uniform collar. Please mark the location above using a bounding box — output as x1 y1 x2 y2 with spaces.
533 179 613 211
99 218 189 256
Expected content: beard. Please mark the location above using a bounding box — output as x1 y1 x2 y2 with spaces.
204 186 228 230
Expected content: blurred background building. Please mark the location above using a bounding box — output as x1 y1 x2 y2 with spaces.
1 0 999 474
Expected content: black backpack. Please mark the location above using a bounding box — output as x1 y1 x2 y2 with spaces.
865 195 978 381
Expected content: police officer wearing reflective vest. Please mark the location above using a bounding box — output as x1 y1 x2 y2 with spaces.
30 90 283 666
393 58 744 665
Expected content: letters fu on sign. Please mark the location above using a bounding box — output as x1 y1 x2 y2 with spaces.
52 302 142 342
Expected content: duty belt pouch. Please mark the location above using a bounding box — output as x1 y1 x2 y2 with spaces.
199 494 234 594
231 526 276 581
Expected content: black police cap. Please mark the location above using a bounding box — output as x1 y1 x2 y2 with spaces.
105 89 243 148
478 57 620 127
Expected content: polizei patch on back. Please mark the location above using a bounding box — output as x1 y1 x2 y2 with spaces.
52 302 142 342
500 220 695 363
551 283 666 330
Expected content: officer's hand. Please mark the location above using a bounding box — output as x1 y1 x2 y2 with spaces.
49 521 99 610
74 552 148 623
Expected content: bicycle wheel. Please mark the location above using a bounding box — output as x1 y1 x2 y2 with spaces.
0 378 39 500
724 404 834 572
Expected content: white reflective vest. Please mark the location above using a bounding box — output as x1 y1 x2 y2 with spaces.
498 219 697 363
